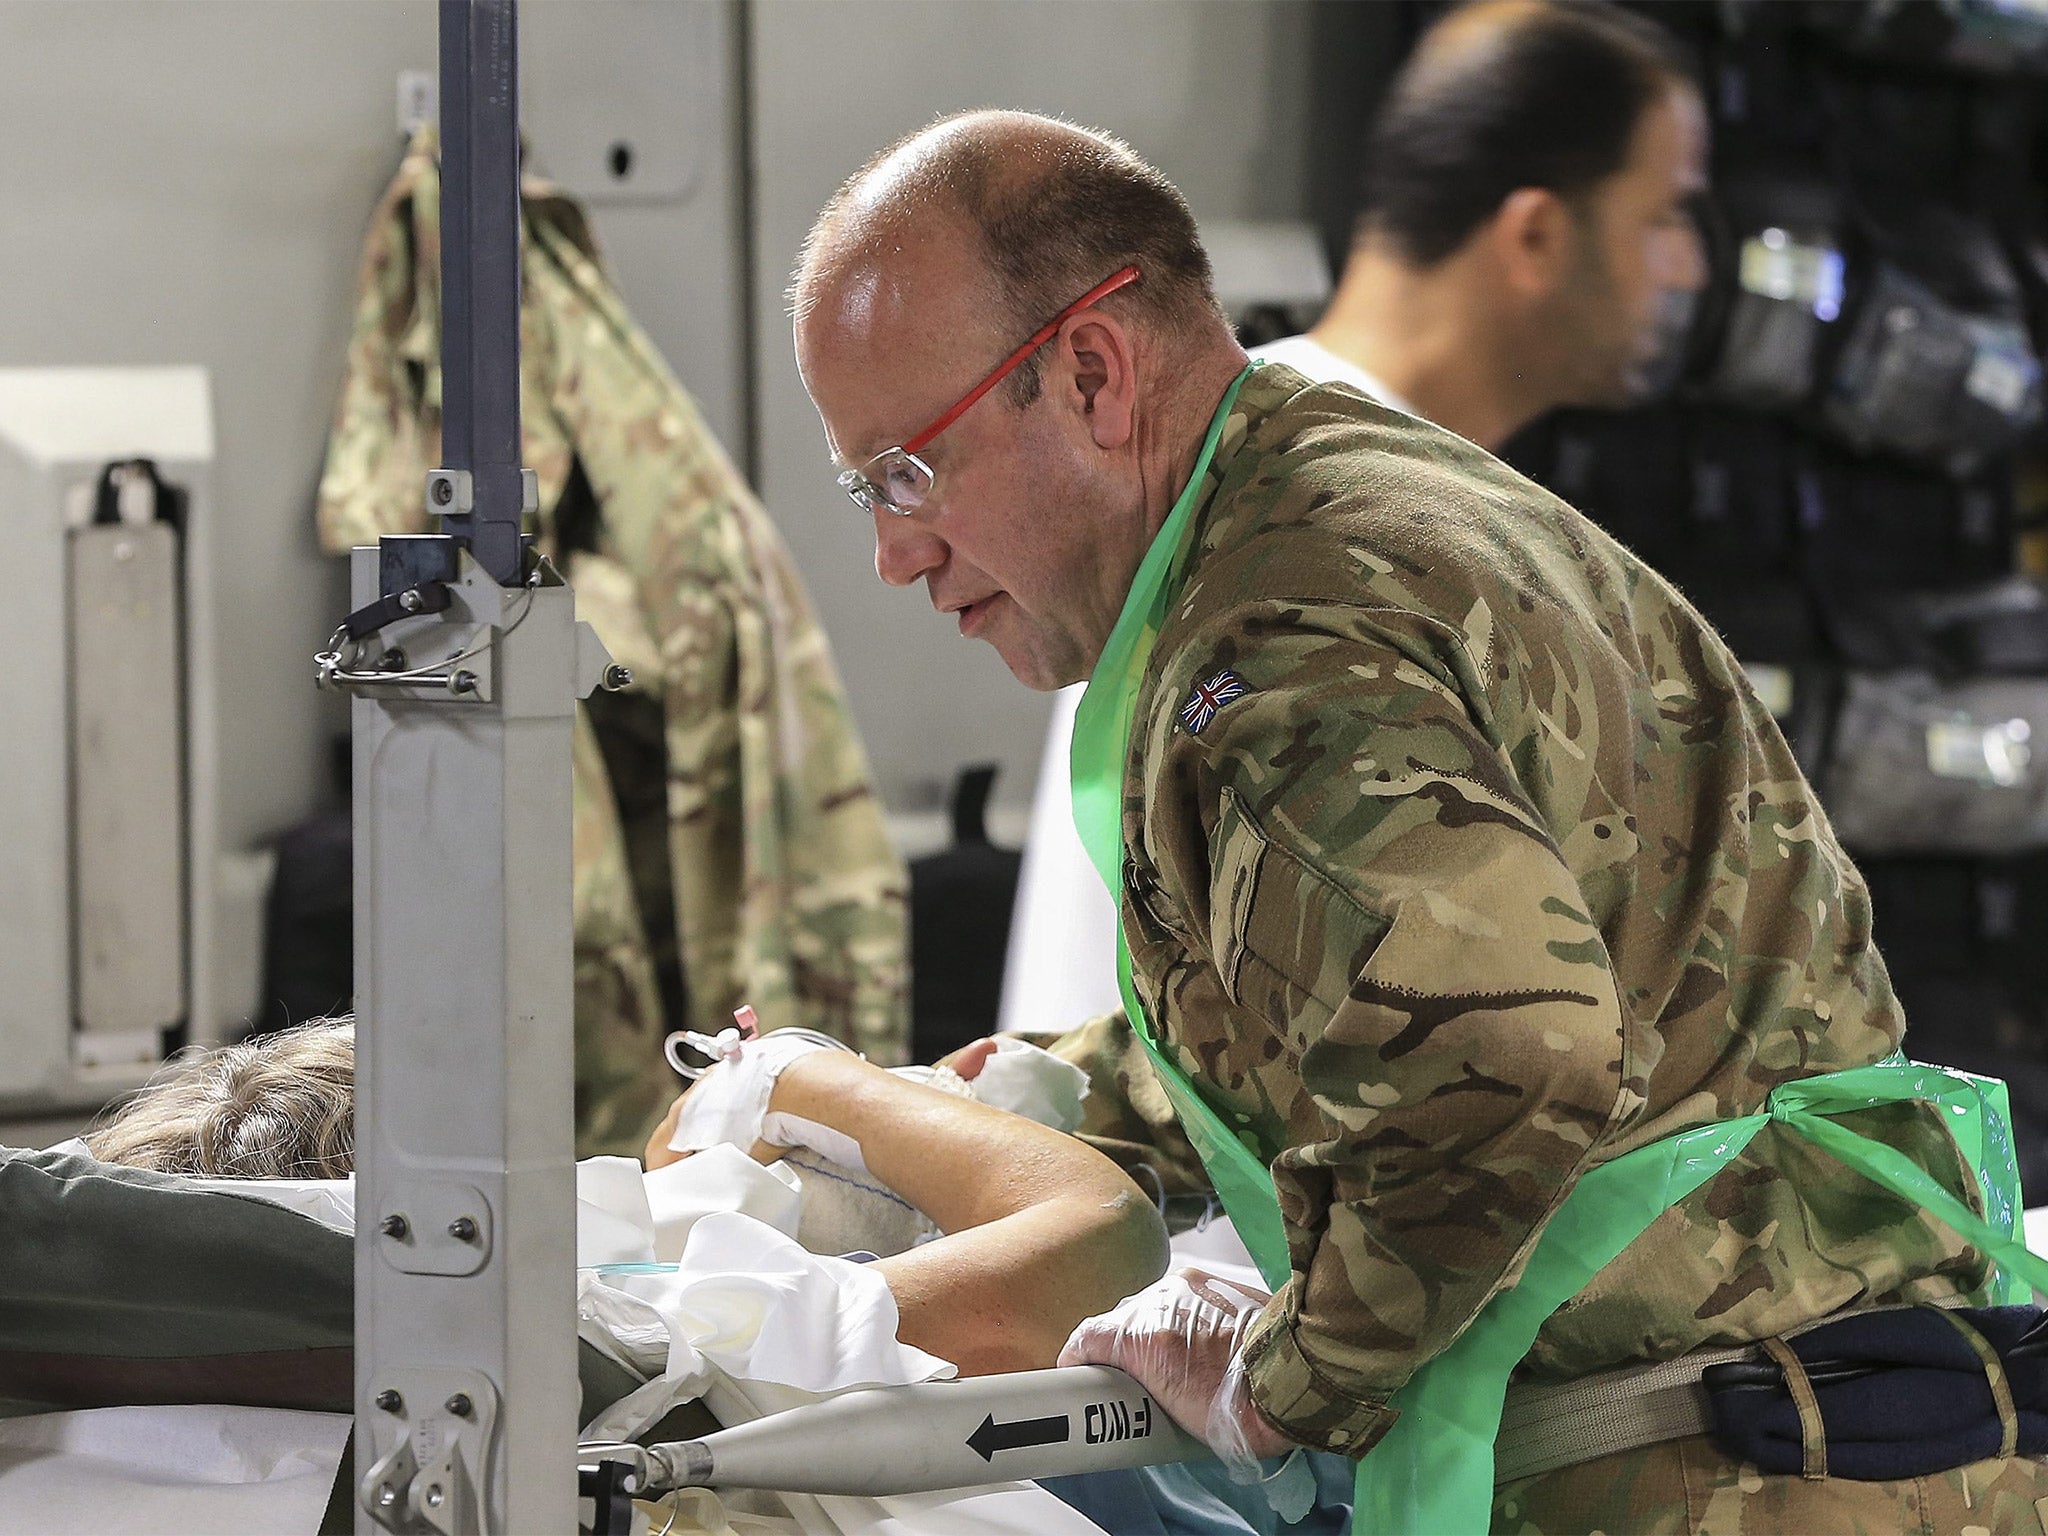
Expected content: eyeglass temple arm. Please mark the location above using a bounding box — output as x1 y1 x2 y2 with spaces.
902 265 1142 456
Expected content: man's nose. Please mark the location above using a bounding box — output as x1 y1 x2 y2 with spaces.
873 506 946 588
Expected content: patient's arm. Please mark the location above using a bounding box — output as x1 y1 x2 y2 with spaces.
649 1052 1169 1376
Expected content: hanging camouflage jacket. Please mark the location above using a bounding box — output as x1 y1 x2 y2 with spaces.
316 131 909 1155
1085 363 1990 1457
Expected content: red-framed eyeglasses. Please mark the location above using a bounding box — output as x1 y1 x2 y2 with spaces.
837 264 1143 516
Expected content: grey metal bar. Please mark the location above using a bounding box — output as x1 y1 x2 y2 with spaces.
436 0 526 586
352 2 584 1530
583 1367 1209 1498
351 558 583 1536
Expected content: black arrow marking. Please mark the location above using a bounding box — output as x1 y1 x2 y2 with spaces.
966 1411 1070 1462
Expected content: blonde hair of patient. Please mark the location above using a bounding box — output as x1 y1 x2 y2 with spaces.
85 1016 357 1179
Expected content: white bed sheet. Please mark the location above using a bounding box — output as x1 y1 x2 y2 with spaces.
3 1150 1108 1536
0 1403 351 1536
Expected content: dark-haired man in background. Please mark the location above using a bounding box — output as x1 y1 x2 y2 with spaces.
1267 0 1706 449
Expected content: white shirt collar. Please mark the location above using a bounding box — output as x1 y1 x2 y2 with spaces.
1251 333 1419 420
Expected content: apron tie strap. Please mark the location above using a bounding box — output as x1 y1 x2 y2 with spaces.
1928 1305 2020 1461
1759 1336 1828 1481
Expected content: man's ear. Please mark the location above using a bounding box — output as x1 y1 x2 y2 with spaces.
1057 313 1137 450
1489 186 1580 299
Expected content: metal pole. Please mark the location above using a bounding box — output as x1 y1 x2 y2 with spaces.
435 0 528 587
585 1367 1210 1497
349 2 588 1529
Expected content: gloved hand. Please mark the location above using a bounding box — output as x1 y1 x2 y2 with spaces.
645 1025 858 1170
1058 1266 1295 1469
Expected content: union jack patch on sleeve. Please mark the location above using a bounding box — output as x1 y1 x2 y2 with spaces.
1178 669 1247 734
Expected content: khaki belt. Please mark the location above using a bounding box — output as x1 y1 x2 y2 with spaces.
1494 1344 1733 1485
1493 1300 1969 1486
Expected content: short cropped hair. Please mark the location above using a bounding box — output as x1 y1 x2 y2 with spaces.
1360 0 1694 266
85 1017 356 1179
797 112 1230 402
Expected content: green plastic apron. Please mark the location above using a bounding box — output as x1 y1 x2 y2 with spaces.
1072 367 2048 1535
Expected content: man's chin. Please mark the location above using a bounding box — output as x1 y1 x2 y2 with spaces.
987 635 1086 692
1564 363 1647 413
973 605 1094 690
1000 653 1078 693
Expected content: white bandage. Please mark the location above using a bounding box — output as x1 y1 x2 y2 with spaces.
761 1111 868 1174
968 1037 1090 1131
665 1028 854 1157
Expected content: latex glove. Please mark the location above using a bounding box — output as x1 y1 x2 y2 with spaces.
647 1027 857 1169
1058 1266 1294 1469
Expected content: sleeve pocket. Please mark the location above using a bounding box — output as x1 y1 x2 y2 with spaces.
1211 787 1391 1020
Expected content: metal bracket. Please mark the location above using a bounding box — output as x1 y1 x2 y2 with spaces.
317 552 513 702
425 469 537 518
359 1369 499 1535
424 469 473 516
575 621 626 699
576 1452 645 1535
375 1180 493 1277
382 533 463 600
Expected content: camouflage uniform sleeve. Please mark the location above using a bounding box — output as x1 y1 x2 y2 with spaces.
654 520 910 1062
1159 602 1630 1458
313 157 436 553
1032 1013 1212 1203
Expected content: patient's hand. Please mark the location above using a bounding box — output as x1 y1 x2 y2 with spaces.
645 1092 689 1168
934 1036 999 1082
643 1082 785 1170
644 1037 856 1170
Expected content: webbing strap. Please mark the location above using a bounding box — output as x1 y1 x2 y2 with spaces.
1760 1336 1828 1481
1491 1297 1973 1485
1931 1306 2020 1461
1493 1349 1721 1484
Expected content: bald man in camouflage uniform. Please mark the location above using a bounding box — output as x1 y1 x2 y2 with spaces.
793 109 2048 1530
321 131 909 1156
1106 362 2046 1527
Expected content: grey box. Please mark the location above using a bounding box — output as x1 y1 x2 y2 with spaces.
68 520 185 1045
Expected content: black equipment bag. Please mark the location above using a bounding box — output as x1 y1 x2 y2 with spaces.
1822 669 2048 854
1802 447 2015 597
1821 198 2043 475
262 808 354 1031
1816 578 2048 856
1699 172 1846 412
1682 410 1802 580
1534 407 1690 568
1857 857 2048 1200
1820 576 2048 675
